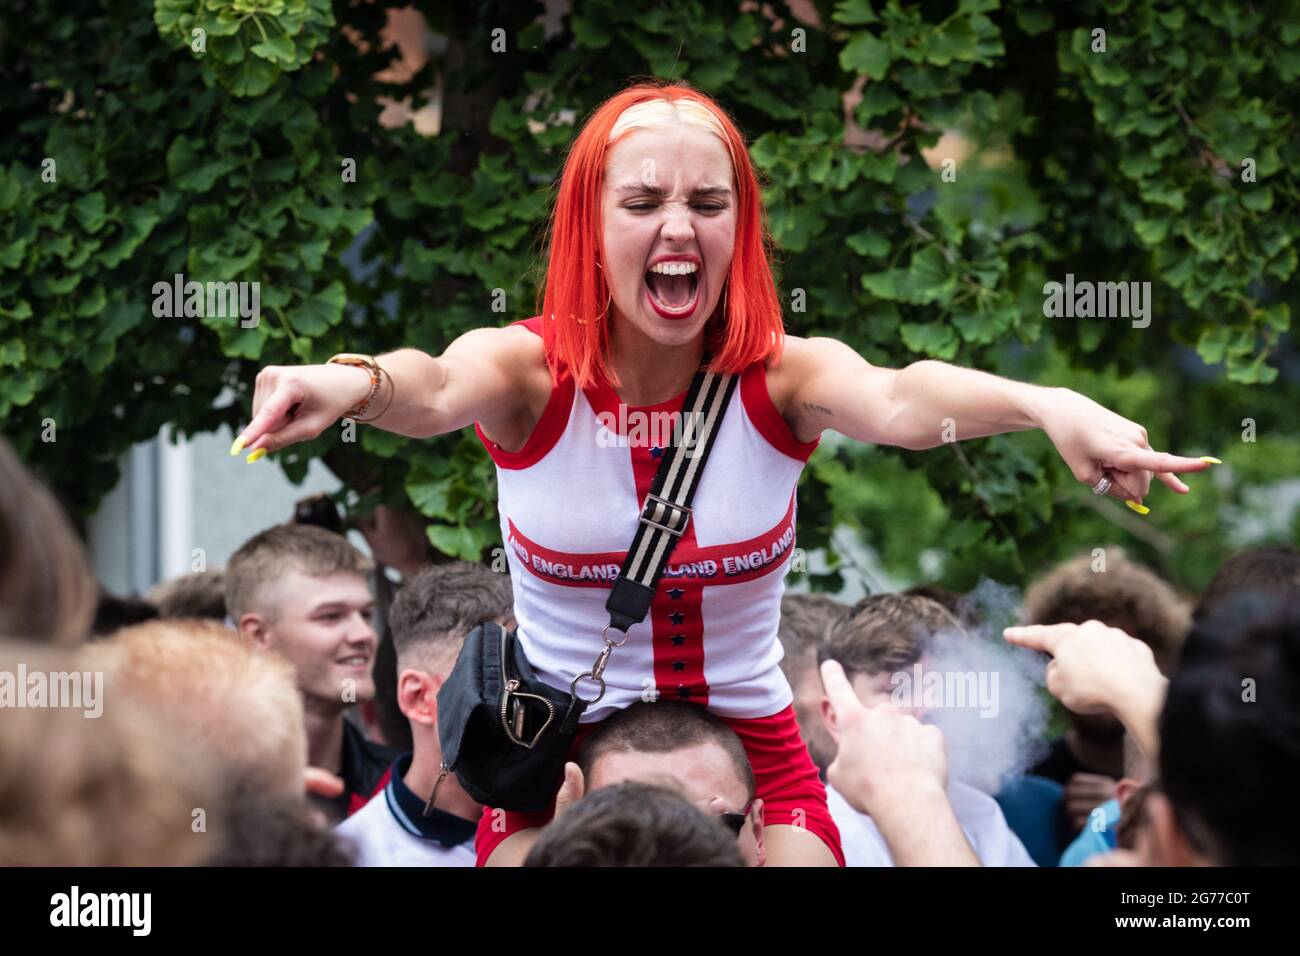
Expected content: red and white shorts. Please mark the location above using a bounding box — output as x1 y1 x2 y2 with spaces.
474 703 845 866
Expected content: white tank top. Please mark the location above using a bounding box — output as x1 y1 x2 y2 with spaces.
474 317 818 722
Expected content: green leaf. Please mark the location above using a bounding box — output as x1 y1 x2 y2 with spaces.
832 0 878 25
72 192 109 233
1015 7 1053 35
926 19 978 66
0 340 27 366
846 228 890 258
899 321 959 359
289 281 346 336
166 137 239 192
223 54 280 97
426 523 482 561
840 32 891 79
908 245 955 303
250 34 296 66
1241 187 1273 212
861 268 906 300
1133 217 1169 244
1196 326 1231 365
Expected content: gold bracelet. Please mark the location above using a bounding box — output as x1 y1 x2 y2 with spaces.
327 353 384 421
363 369 396 423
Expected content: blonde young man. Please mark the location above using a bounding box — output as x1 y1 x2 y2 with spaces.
225 524 397 822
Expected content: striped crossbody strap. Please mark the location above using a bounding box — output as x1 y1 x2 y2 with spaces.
570 362 739 704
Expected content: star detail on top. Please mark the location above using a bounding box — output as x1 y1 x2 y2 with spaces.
667 587 684 600
668 610 685 626
649 445 664 460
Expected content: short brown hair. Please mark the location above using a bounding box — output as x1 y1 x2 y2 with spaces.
819 592 964 681
575 701 755 801
778 592 847 684
1022 548 1189 673
150 571 227 620
224 524 372 621
0 439 96 645
85 619 306 799
388 560 513 669
523 782 744 867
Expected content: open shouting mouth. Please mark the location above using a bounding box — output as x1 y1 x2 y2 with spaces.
644 256 700 320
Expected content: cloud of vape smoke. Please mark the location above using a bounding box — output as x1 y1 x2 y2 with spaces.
919 579 1052 794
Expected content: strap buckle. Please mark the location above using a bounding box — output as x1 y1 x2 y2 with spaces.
639 492 692 538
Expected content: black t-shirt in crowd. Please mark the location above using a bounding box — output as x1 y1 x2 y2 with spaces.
310 718 402 825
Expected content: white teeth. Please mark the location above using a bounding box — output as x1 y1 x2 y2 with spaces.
648 261 698 276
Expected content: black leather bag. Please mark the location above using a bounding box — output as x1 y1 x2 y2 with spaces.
435 622 586 812
433 364 739 813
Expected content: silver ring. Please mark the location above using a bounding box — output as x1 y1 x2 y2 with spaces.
1091 474 1113 496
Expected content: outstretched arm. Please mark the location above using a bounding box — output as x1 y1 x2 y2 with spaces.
234 325 536 456
786 336 1215 506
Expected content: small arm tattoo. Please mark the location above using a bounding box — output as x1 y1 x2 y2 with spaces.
802 401 834 417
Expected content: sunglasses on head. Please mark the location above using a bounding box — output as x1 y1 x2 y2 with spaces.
718 799 754 838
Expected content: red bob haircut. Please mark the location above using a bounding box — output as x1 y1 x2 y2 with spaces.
536 81 785 391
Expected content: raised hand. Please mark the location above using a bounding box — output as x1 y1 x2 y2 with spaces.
1037 389 1218 508
231 363 373 461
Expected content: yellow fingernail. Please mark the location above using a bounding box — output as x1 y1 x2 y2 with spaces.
230 436 247 456
246 448 267 464
1199 456 1222 464
1124 500 1150 515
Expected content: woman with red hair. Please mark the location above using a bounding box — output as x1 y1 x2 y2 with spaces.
237 81 1214 866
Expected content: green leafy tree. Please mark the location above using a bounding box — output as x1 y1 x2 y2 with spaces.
1 0 1295 594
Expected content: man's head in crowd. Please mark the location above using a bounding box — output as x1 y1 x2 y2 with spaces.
85 618 308 801
205 789 356 867
0 641 209 865
1023 549 1188 739
1146 594 1300 866
524 782 745 867
575 701 764 865
779 592 847 771
1193 545 1300 624
91 589 159 638
225 524 376 710
388 560 514 758
817 592 964 718
903 583 983 631
150 570 228 621
0 438 97 645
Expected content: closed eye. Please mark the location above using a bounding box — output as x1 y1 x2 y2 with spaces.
624 202 728 213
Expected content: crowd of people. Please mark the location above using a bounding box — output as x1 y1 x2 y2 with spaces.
1 433 1297 868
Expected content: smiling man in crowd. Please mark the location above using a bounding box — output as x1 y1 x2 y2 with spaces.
225 523 398 823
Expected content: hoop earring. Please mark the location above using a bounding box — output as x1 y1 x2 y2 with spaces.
576 291 612 326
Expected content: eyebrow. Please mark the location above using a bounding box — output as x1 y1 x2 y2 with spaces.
615 184 732 198
309 601 374 615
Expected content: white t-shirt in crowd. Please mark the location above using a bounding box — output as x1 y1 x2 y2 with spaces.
826 781 1036 867
335 755 478 867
